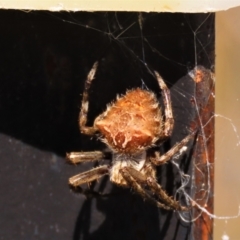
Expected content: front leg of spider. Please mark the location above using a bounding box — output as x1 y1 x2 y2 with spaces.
150 132 196 166
153 70 195 165
79 61 99 136
67 62 103 165
154 71 174 140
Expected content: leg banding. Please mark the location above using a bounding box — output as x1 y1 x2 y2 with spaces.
66 151 104 164
121 167 188 211
69 165 109 187
120 168 172 210
146 177 188 211
150 131 196 166
79 61 99 135
154 71 174 138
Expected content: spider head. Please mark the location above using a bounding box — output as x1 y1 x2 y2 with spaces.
94 88 163 153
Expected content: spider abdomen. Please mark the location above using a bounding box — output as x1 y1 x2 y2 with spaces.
95 88 163 153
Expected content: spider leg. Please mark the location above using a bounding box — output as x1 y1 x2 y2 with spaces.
79 61 99 135
121 167 188 211
66 151 105 164
151 131 195 166
69 165 109 187
154 71 174 139
120 167 172 210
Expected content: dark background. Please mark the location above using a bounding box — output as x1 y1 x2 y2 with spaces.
0 11 214 239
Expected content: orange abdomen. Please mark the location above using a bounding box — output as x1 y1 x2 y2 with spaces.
95 88 162 153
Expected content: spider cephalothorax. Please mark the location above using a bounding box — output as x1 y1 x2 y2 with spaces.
67 62 194 211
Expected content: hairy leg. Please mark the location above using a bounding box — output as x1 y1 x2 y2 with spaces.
79 61 99 135
120 167 172 210
121 167 188 211
150 131 195 166
66 151 105 164
154 71 174 139
69 165 109 187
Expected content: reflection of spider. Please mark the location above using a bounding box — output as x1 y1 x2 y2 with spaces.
67 62 194 211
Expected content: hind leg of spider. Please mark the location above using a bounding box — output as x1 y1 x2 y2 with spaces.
150 131 196 166
121 167 188 211
120 167 172 210
69 165 109 187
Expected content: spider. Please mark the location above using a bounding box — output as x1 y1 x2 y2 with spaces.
67 62 195 211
